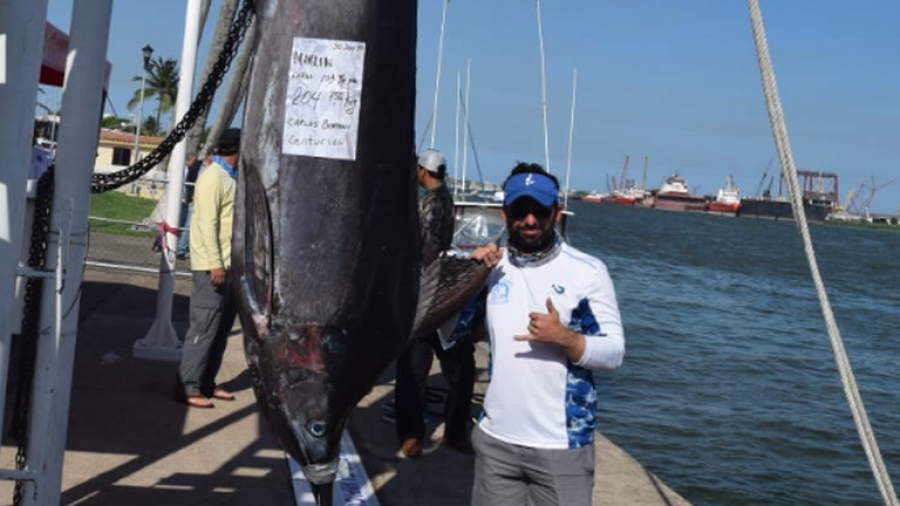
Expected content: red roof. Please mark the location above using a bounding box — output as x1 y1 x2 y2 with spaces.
99 129 165 147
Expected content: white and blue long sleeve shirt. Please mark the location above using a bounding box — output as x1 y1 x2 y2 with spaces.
479 242 625 449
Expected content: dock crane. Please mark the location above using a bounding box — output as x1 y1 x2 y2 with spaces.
841 188 856 212
763 175 776 198
615 155 629 190
755 157 774 197
859 177 895 217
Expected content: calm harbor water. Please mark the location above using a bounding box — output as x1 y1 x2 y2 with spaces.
565 201 900 506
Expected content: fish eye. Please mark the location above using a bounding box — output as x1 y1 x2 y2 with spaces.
307 420 326 437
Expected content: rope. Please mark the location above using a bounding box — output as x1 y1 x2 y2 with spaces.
747 2 899 505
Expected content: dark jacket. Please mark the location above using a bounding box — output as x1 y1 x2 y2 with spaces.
419 182 454 266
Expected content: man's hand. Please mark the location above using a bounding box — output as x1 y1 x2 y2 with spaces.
210 267 226 286
470 242 502 268
514 298 585 363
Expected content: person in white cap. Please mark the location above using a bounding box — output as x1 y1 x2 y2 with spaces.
394 148 477 458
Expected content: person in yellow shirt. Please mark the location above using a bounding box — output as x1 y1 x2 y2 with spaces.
178 128 241 408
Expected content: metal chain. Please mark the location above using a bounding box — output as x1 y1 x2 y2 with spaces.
11 167 55 506
91 0 255 193
7 3 256 502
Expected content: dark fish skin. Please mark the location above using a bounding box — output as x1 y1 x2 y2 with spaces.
231 0 419 494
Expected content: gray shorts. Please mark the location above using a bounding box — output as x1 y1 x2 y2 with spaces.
471 425 594 506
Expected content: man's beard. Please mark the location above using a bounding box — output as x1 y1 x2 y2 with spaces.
507 221 555 254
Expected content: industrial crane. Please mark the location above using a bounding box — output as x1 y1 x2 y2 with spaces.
755 157 775 197
616 155 630 190
859 177 895 217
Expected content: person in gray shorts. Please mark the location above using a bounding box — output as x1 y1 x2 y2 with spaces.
469 163 626 505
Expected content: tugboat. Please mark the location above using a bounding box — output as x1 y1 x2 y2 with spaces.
608 180 648 206
708 175 741 215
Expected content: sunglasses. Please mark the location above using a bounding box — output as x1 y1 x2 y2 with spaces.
507 200 554 221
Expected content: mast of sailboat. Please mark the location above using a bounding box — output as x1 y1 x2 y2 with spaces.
453 71 461 198
461 59 472 196
429 0 449 149
535 0 551 173
564 68 577 209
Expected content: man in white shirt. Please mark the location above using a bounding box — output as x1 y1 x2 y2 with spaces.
469 163 625 506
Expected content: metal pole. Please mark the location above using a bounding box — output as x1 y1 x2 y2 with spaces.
0 0 50 460
24 2 113 505
429 0 449 149
453 71 460 199
564 68 577 209
133 44 152 163
133 68 147 163
460 59 471 197
535 0 551 173
134 0 202 361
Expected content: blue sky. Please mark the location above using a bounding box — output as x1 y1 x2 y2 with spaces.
46 1 900 213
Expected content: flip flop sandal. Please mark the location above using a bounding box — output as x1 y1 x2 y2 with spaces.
211 388 236 401
186 394 215 409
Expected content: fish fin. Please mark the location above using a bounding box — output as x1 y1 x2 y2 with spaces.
241 165 274 320
411 254 489 340
411 257 442 339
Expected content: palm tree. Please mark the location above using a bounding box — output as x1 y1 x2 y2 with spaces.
36 86 54 115
141 116 163 137
127 57 179 134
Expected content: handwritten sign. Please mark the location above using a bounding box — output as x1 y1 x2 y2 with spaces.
283 38 366 160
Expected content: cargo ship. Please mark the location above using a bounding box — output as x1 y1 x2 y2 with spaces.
653 173 706 212
737 170 838 223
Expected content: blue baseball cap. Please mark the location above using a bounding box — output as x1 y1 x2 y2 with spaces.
503 172 559 208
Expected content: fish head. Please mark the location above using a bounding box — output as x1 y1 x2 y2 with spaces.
246 320 348 484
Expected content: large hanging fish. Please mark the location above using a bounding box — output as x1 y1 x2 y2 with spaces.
232 1 487 503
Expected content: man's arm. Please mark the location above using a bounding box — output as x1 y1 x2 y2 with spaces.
193 170 226 283
470 242 502 268
514 265 624 371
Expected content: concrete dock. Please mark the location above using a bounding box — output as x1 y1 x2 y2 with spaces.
1 268 692 506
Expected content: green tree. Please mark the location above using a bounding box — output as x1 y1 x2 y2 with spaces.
101 115 129 130
141 116 163 137
127 57 179 134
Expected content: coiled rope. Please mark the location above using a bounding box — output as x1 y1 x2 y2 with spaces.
747 2 899 505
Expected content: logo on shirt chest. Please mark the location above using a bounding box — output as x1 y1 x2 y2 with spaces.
488 280 511 305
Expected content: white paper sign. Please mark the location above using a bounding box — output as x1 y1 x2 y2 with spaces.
282 37 366 161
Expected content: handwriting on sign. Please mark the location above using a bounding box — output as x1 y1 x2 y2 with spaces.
283 37 367 160
286 135 346 148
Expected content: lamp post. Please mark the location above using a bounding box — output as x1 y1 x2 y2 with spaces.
133 43 153 164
